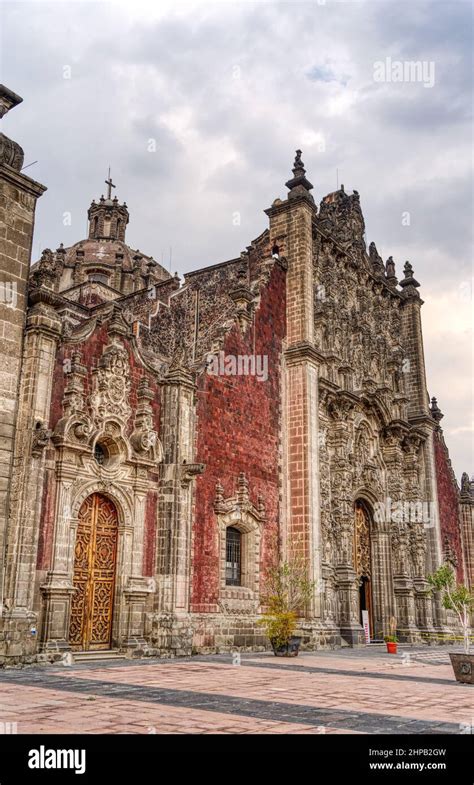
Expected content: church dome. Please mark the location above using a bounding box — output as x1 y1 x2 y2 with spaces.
30 172 171 302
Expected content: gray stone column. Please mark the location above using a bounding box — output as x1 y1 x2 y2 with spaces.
122 487 152 649
151 355 203 654
39 468 76 653
3 288 61 657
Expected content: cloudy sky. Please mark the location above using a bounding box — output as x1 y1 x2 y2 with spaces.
1 0 472 478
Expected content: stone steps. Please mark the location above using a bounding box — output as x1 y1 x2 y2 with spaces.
72 650 125 663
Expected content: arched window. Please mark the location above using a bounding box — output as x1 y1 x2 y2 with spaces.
94 442 108 466
225 527 241 586
88 272 109 285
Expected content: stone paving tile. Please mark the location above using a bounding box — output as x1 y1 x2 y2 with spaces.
47 656 471 727
0 647 470 734
0 683 358 735
0 669 463 733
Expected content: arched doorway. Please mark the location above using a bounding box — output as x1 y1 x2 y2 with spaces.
69 493 119 651
354 500 374 638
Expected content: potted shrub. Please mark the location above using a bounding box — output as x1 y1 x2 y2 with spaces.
383 616 398 654
384 635 398 654
428 564 474 684
259 560 314 657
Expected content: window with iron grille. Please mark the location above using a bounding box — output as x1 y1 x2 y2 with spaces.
225 527 241 586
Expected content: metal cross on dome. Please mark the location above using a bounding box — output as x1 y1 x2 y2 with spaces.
105 167 115 200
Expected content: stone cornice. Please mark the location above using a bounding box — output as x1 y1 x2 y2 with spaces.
284 341 324 367
0 162 46 197
28 287 64 309
408 413 437 432
264 194 317 219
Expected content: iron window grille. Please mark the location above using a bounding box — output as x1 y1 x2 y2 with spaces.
226 527 241 586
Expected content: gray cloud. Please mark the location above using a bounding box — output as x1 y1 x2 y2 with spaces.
1 0 472 477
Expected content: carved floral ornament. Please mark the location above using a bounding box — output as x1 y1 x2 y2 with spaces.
89 343 132 427
53 342 162 465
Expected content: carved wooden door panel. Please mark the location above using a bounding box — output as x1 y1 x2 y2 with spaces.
69 494 118 650
354 502 371 580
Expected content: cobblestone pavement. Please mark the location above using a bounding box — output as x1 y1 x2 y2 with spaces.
0 646 472 735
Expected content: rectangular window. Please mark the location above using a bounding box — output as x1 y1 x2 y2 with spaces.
225 527 241 586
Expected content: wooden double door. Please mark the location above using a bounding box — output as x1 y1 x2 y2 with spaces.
68 493 118 651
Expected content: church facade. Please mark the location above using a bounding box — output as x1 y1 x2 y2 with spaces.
1 86 472 664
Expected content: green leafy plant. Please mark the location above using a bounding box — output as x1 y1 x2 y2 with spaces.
259 559 315 649
383 615 398 644
428 564 474 654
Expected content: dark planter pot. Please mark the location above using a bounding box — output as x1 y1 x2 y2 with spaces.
449 653 474 684
271 636 302 657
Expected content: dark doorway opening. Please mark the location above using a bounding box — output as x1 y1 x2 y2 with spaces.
354 500 374 639
359 576 373 635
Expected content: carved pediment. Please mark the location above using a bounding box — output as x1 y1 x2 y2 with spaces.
214 472 265 523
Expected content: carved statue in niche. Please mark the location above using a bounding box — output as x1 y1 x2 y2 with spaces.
369 353 379 380
391 525 410 575
461 472 471 495
410 525 427 575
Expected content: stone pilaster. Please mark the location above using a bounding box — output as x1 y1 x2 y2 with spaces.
0 87 46 654
266 152 323 632
399 264 444 635
1 287 61 658
151 353 203 654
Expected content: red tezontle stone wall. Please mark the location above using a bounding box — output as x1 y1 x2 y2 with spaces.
191 263 286 611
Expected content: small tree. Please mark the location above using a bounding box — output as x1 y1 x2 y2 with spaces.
259 560 315 649
428 564 474 654
384 616 398 644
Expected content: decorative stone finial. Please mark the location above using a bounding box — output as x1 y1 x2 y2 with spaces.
399 260 421 293
285 149 314 202
292 149 305 175
430 396 444 423
237 472 250 505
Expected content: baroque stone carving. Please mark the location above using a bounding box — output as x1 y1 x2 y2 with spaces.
89 340 132 427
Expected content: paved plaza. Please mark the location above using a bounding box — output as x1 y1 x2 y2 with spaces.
0 645 472 735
